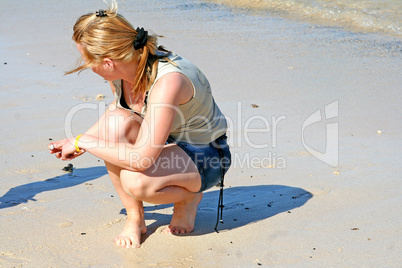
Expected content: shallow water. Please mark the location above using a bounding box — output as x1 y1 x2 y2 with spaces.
206 0 402 36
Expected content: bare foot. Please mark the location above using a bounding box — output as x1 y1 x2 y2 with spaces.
162 192 203 235
114 215 147 248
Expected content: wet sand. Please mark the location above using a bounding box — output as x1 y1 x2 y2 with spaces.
0 0 401 267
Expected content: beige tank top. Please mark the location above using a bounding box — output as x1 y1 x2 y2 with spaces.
113 52 227 144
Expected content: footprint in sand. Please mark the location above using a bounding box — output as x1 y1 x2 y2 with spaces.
58 221 73 228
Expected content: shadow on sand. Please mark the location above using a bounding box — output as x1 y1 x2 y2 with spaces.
0 166 108 209
1 168 312 236
121 184 313 236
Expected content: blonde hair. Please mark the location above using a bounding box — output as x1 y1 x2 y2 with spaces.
66 1 165 95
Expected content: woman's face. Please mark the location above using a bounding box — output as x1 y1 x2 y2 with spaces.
76 43 117 81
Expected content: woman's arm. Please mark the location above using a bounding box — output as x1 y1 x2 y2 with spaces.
59 73 192 171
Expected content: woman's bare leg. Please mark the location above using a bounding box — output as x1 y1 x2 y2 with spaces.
100 105 146 248
105 162 146 248
120 144 203 235
162 190 203 235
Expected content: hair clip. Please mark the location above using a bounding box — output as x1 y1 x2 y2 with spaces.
134 27 148 50
96 9 107 17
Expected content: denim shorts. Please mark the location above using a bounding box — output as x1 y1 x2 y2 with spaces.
166 134 231 192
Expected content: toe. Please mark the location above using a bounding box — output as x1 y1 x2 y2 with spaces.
114 237 122 247
125 237 131 248
162 226 172 234
173 226 183 235
130 237 141 248
120 238 127 248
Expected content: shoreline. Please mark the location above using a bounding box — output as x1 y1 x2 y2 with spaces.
205 0 402 37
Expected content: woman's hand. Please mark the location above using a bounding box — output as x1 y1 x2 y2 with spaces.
49 137 85 161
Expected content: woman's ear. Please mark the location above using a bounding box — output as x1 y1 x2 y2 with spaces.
103 58 115 71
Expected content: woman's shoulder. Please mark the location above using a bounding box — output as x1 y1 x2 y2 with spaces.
151 71 192 96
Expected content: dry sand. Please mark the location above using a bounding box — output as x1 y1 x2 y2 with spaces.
1 0 401 267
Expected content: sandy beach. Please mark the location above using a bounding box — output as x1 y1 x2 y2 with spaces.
1 0 401 267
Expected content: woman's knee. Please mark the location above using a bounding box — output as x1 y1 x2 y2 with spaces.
120 170 153 200
100 107 141 144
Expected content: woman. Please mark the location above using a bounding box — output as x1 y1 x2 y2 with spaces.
50 3 231 248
